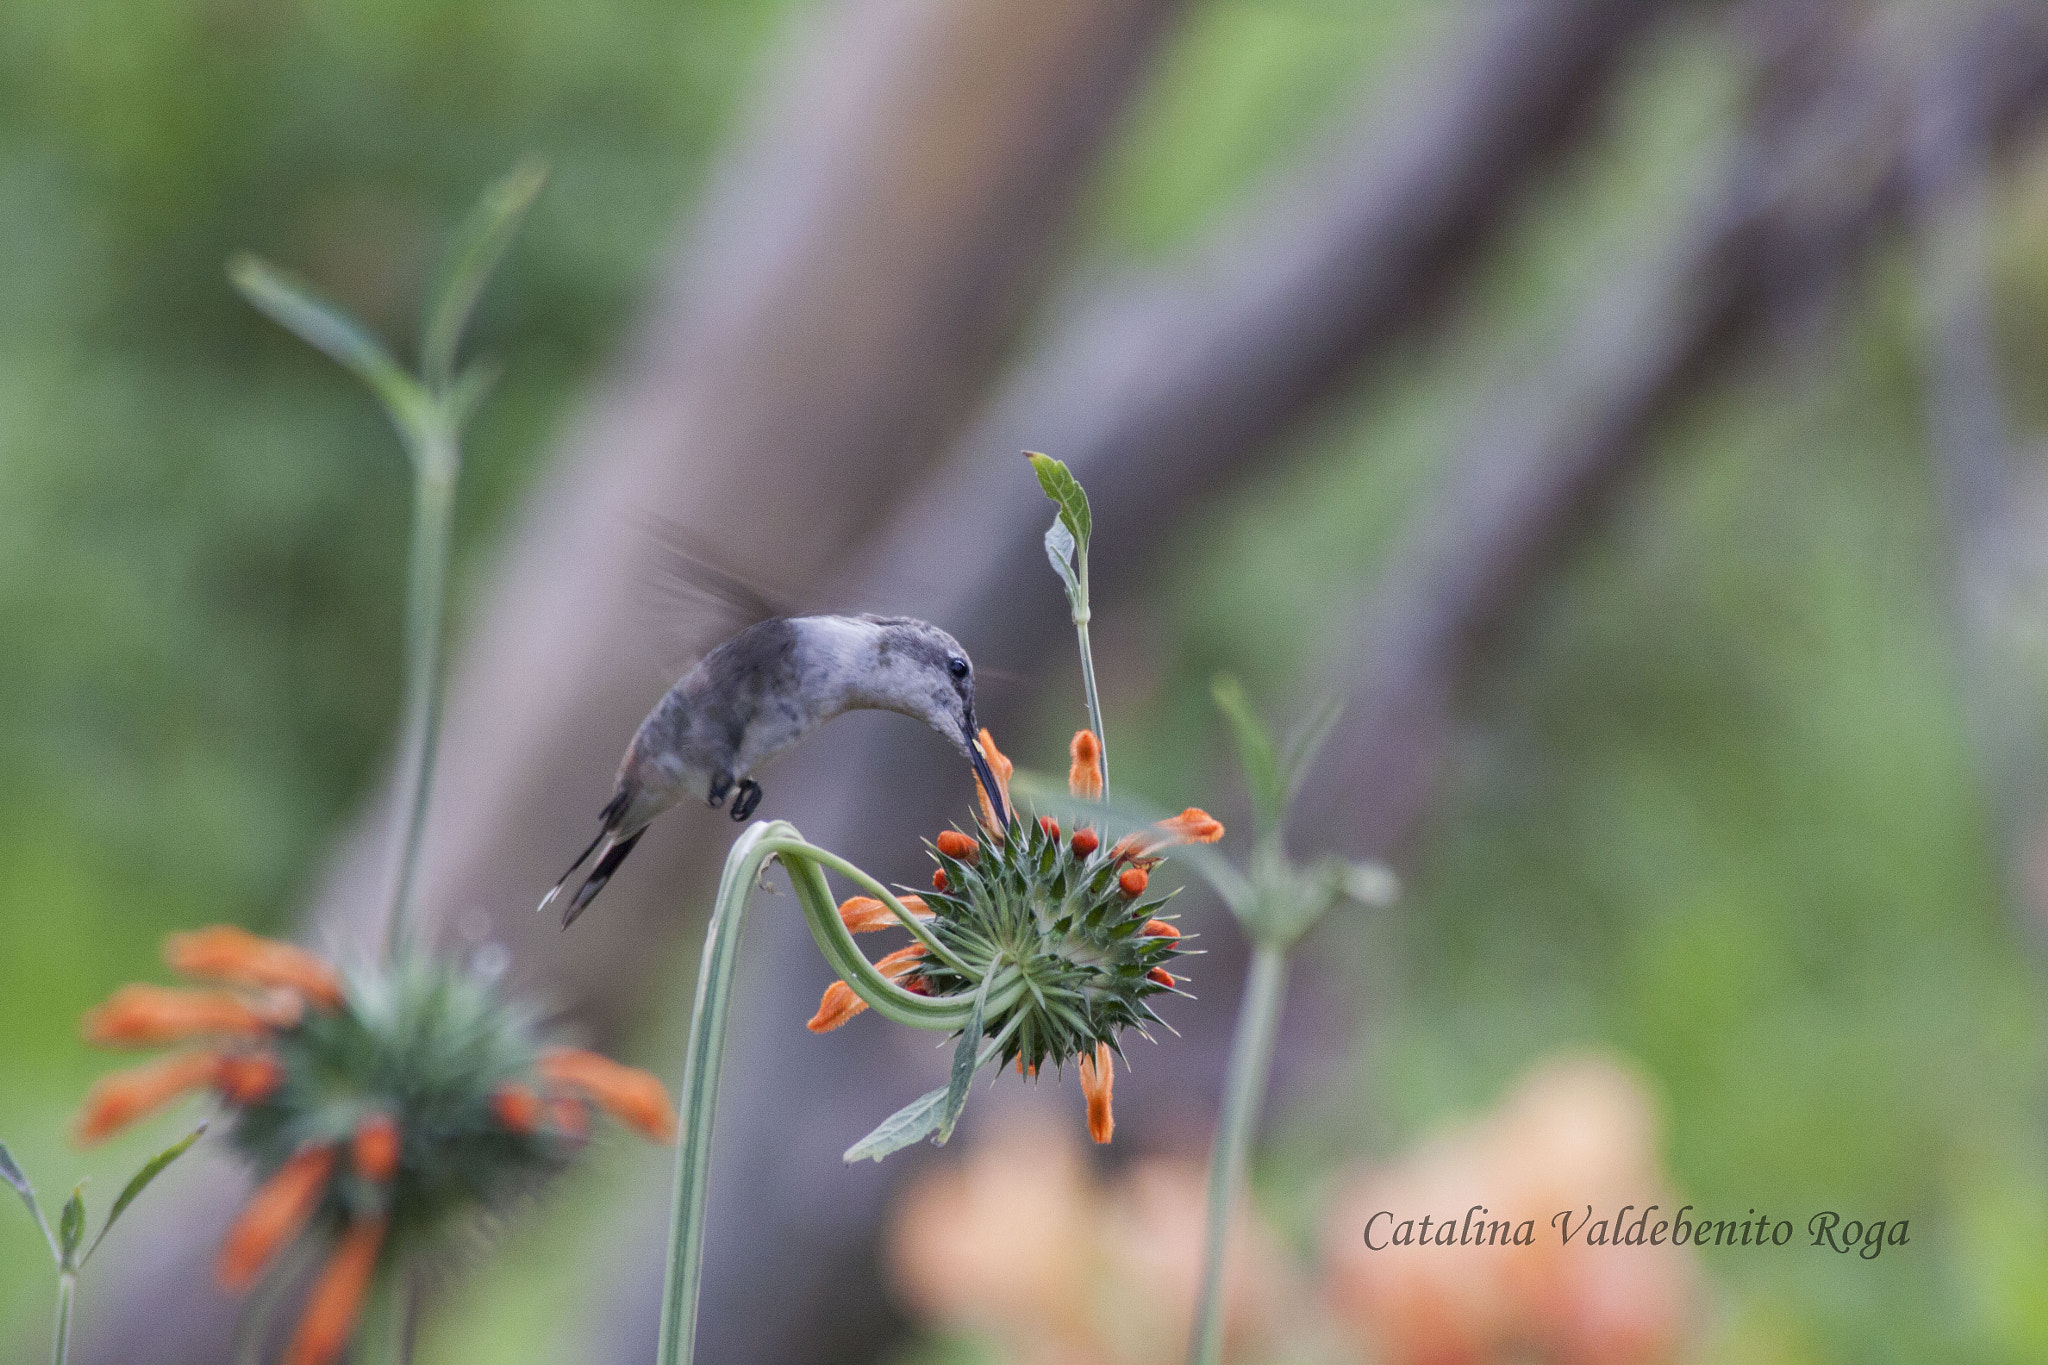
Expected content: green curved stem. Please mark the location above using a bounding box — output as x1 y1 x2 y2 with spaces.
657 822 993 1365
772 840 971 976
1186 944 1287 1365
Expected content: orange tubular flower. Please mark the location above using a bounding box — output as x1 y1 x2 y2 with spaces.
164 925 344 1009
538 1049 677 1144
838 894 932 934
218 1144 339 1290
1078 1044 1114 1144
1069 730 1103 800
974 729 1014 835
352 1114 400 1183
491 1082 544 1136
282 1217 387 1365
84 983 292 1047
73 1050 222 1145
215 1051 285 1103
1111 808 1226 863
808 945 926 1033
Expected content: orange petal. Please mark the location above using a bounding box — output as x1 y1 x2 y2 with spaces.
1111 807 1226 862
164 926 344 1009
1079 1043 1114 1144
1071 828 1099 858
351 1114 400 1183
84 984 292 1048
1141 919 1179 940
935 830 978 860
837 894 932 933
281 1218 386 1365
218 1144 337 1290
974 729 1014 835
1118 867 1149 897
73 1050 222 1145
215 1052 285 1104
805 946 927 1033
538 1049 677 1144
1068 730 1103 801
491 1082 544 1136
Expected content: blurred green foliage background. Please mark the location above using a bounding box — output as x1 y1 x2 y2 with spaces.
5 0 2048 1360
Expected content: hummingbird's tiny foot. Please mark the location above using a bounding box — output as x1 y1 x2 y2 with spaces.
730 779 763 821
707 770 734 809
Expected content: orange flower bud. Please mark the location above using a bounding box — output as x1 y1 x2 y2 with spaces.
73 1050 222 1145
806 946 928 1032
1068 730 1103 800
1119 867 1149 897
1071 827 1099 858
837 894 932 933
491 1083 544 1136
1078 1043 1114 1144
1038 816 1060 840
84 984 291 1047
1111 807 1226 862
1147 967 1176 988
931 869 949 891
1141 919 1179 940
281 1217 386 1365
164 926 344 1009
935 829 978 860
218 1144 338 1290
974 729 1014 836
538 1049 677 1144
215 1052 285 1103
352 1114 400 1183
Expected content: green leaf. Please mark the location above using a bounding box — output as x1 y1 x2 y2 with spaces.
843 1085 949 1163
58 1186 85 1269
1211 676 1282 837
421 159 548 394
1279 694 1345 804
1043 519 1082 606
937 969 993 1144
1025 452 1091 546
229 255 425 429
0 1140 58 1261
83 1124 205 1265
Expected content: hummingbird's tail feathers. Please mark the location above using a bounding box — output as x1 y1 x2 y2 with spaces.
538 788 633 920
561 828 646 929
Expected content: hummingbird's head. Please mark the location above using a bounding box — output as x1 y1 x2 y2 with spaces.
859 616 1006 826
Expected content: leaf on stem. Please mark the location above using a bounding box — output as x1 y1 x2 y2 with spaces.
843 1086 948 1164
1026 452 1091 546
1211 676 1282 838
0 1140 57 1260
936 969 992 1144
1279 694 1345 806
1043 519 1082 607
58 1186 85 1269
421 159 548 394
228 255 422 426
84 1123 205 1264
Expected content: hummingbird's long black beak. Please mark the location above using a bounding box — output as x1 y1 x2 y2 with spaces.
965 721 1009 828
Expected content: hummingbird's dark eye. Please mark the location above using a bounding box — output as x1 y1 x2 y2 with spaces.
948 655 970 680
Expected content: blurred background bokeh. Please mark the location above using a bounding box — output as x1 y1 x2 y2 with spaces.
6 0 2048 1361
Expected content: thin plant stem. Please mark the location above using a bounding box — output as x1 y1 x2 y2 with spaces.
1073 618 1108 799
1186 944 1288 1365
50 1270 74 1365
383 434 457 959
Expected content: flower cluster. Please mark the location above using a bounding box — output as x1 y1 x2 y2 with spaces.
807 730 1222 1143
74 926 675 1365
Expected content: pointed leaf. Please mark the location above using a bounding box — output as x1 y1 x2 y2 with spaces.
937 970 992 1144
58 1186 85 1268
421 159 548 393
1211 676 1282 837
1025 452 1091 546
0 1141 57 1261
1280 694 1345 804
843 1085 948 1163
84 1123 205 1264
1043 519 1082 606
229 255 421 425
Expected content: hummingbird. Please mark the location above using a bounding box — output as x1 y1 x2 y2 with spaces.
541 612 1008 927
